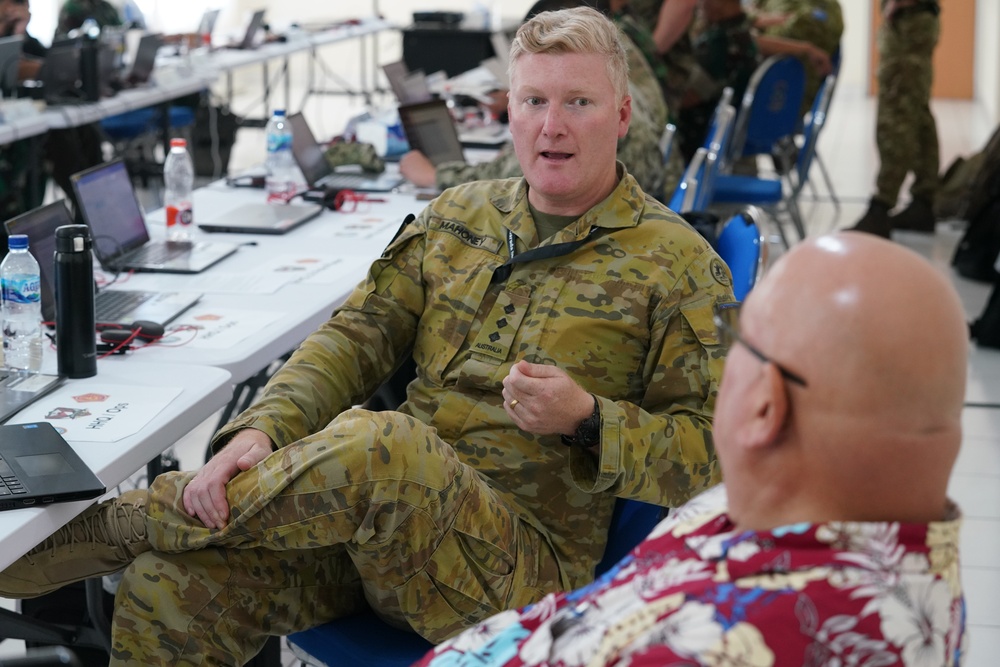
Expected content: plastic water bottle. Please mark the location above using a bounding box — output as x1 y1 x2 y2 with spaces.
164 138 194 241
265 110 297 203
1 235 43 372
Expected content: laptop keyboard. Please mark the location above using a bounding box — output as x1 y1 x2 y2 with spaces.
96 290 156 322
0 456 26 496
127 242 191 265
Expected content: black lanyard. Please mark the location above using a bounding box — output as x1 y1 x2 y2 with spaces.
491 227 601 284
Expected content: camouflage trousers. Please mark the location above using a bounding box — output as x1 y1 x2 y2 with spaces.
875 9 940 207
109 409 562 666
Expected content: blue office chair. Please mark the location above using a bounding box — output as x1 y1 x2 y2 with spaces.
726 56 806 165
100 105 197 187
803 47 842 209
286 497 664 667
716 207 768 301
710 69 836 246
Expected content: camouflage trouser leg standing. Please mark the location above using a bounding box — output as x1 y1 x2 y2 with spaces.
875 10 940 207
110 409 562 666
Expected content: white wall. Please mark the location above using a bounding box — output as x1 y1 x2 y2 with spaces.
974 0 1000 121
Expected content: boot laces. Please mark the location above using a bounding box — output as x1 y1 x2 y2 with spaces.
25 499 146 565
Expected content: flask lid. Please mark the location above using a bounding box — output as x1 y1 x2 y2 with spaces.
55 224 93 253
7 234 27 250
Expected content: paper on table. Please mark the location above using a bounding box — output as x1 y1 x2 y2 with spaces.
8 384 182 442
167 307 285 349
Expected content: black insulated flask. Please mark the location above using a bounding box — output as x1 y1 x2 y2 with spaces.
55 224 97 378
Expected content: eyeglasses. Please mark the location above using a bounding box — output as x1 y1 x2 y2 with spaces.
713 302 807 387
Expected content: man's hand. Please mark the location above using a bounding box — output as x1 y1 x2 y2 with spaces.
502 360 595 437
804 44 833 76
2 3 30 35
400 150 437 188
182 428 274 529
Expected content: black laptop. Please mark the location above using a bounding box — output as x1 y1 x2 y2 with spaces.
5 201 202 325
231 10 266 50
70 160 237 274
122 32 163 87
288 112 404 193
0 372 65 425
0 422 105 510
398 99 467 166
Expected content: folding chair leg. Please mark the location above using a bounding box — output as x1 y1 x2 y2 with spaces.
786 197 807 241
815 152 840 210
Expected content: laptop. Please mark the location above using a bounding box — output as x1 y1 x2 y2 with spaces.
38 39 82 103
197 9 221 41
397 100 466 166
5 201 202 326
0 374 65 425
0 34 24 96
121 32 162 87
231 10 266 50
288 113 405 193
70 160 238 274
0 422 106 509
198 202 323 235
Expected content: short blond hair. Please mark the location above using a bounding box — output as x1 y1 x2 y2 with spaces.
508 6 630 103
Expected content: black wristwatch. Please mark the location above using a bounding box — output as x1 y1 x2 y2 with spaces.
561 395 601 448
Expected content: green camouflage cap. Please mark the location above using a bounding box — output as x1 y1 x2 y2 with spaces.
324 142 385 174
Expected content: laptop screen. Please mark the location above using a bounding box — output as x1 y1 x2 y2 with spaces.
398 100 465 166
129 33 163 84
288 113 331 186
239 10 266 49
3 202 73 323
70 160 150 266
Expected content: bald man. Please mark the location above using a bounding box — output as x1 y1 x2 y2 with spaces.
415 232 968 667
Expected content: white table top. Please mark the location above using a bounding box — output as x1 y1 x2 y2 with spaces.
99 180 418 385
0 361 232 571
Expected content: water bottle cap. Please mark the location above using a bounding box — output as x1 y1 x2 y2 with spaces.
170 138 187 148
7 234 28 250
273 110 286 117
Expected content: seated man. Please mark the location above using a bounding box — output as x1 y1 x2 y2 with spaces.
414 231 969 666
0 8 733 665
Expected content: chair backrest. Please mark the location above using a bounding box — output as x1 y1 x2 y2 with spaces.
728 56 806 161
659 123 677 166
792 69 837 195
668 147 707 213
594 498 665 576
697 104 736 211
715 206 768 301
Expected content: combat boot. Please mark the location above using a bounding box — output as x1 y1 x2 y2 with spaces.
890 198 936 233
851 198 892 238
0 489 151 599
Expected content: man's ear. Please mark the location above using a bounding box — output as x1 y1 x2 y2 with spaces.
618 95 632 139
743 363 789 450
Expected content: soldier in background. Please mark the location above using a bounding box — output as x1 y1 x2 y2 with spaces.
0 8 733 665
854 0 941 237
752 0 843 116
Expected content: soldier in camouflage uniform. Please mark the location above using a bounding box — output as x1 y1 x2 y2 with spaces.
752 0 843 116
677 0 760 161
55 0 121 38
854 0 940 237
0 9 733 665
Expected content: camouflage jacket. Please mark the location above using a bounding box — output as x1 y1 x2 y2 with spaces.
694 12 760 103
216 168 731 588
436 28 669 200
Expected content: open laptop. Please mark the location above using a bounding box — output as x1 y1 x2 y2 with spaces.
5 201 202 326
0 374 65 426
0 422 106 509
397 100 466 166
70 160 238 274
121 32 163 87
197 9 221 41
288 112 405 193
230 10 266 50
197 202 323 235
0 35 24 96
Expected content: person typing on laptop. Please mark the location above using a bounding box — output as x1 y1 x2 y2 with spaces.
0 9 732 664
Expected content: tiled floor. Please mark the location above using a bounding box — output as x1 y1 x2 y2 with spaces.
3 80 1000 664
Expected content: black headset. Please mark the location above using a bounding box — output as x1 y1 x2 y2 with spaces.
96 320 165 353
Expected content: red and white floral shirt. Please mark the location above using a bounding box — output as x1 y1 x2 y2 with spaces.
415 485 965 667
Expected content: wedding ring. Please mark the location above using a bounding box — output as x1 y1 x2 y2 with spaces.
509 399 519 409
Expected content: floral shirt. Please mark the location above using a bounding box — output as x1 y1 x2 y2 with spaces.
415 485 966 667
